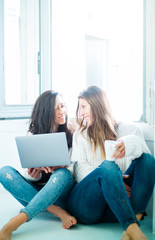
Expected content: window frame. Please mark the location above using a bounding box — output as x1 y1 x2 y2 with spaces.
144 0 155 127
0 0 40 119
0 0 52 119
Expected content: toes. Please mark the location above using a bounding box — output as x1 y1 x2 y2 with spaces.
63 221 73 229
62 217 77 229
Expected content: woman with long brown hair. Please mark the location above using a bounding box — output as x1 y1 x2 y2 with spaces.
67 85 155 240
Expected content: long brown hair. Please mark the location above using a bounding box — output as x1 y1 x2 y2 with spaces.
76 86 118 158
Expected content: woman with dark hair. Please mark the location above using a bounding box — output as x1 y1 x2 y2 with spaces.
0 90 77 240
67 86 155 240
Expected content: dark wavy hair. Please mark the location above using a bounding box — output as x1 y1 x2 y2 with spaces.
28 90 72 149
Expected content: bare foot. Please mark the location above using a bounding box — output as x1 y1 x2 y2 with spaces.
47 204 77 229
0 218 19 240
126 223 148 240
121 231 130 240
0 228 12 240
59 211 77 229
0 213 28 240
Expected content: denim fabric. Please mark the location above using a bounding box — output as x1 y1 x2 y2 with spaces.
0 166 73 221
67 153 155 230
123 153 155 214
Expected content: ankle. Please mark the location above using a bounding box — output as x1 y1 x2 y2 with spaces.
9 213 28 231
121 231 130 240
136 213 143 221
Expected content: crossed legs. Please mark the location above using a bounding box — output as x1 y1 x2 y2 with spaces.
0 167 77 240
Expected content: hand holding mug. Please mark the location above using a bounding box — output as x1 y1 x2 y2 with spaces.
112 141 125 159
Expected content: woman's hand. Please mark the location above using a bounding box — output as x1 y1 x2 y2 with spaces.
39 165 66 174
28 168 42 179
112 141 125 159
28 166 66 176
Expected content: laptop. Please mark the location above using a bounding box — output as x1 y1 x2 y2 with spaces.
15 132 71 168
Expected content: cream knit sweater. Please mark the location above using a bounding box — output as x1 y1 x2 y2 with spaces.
71 122 151 183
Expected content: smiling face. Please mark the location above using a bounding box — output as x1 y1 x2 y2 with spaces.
54 95 67 125
79 98 93 127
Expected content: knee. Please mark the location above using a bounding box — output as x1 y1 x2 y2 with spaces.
138 153 155 180
99 160 121 180
140 153 155 171
99 160 121 175
50 168 73 184
0 166 15 177
56 167 72 178
0 166 16 182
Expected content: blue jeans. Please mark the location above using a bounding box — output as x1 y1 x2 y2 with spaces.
0 166 73 221
67 153 155 230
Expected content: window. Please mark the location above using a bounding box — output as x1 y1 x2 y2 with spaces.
0 0 40 118
52 0 144 121
0 0 154 125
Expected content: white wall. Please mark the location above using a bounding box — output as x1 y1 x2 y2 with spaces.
0 119 29 172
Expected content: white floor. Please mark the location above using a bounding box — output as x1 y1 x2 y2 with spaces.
0 185 154 240
0 119 155 240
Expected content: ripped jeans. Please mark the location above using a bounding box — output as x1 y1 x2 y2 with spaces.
0 166 73 221
67 153 155 230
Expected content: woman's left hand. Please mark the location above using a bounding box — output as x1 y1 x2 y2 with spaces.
112 141 125 159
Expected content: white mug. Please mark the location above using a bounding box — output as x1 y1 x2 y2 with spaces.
104 140 118 161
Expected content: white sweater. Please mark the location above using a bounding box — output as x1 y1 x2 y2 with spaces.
71 122 151 183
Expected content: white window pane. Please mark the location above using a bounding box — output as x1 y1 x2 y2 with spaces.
4 0 40 105
52 0 143 121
